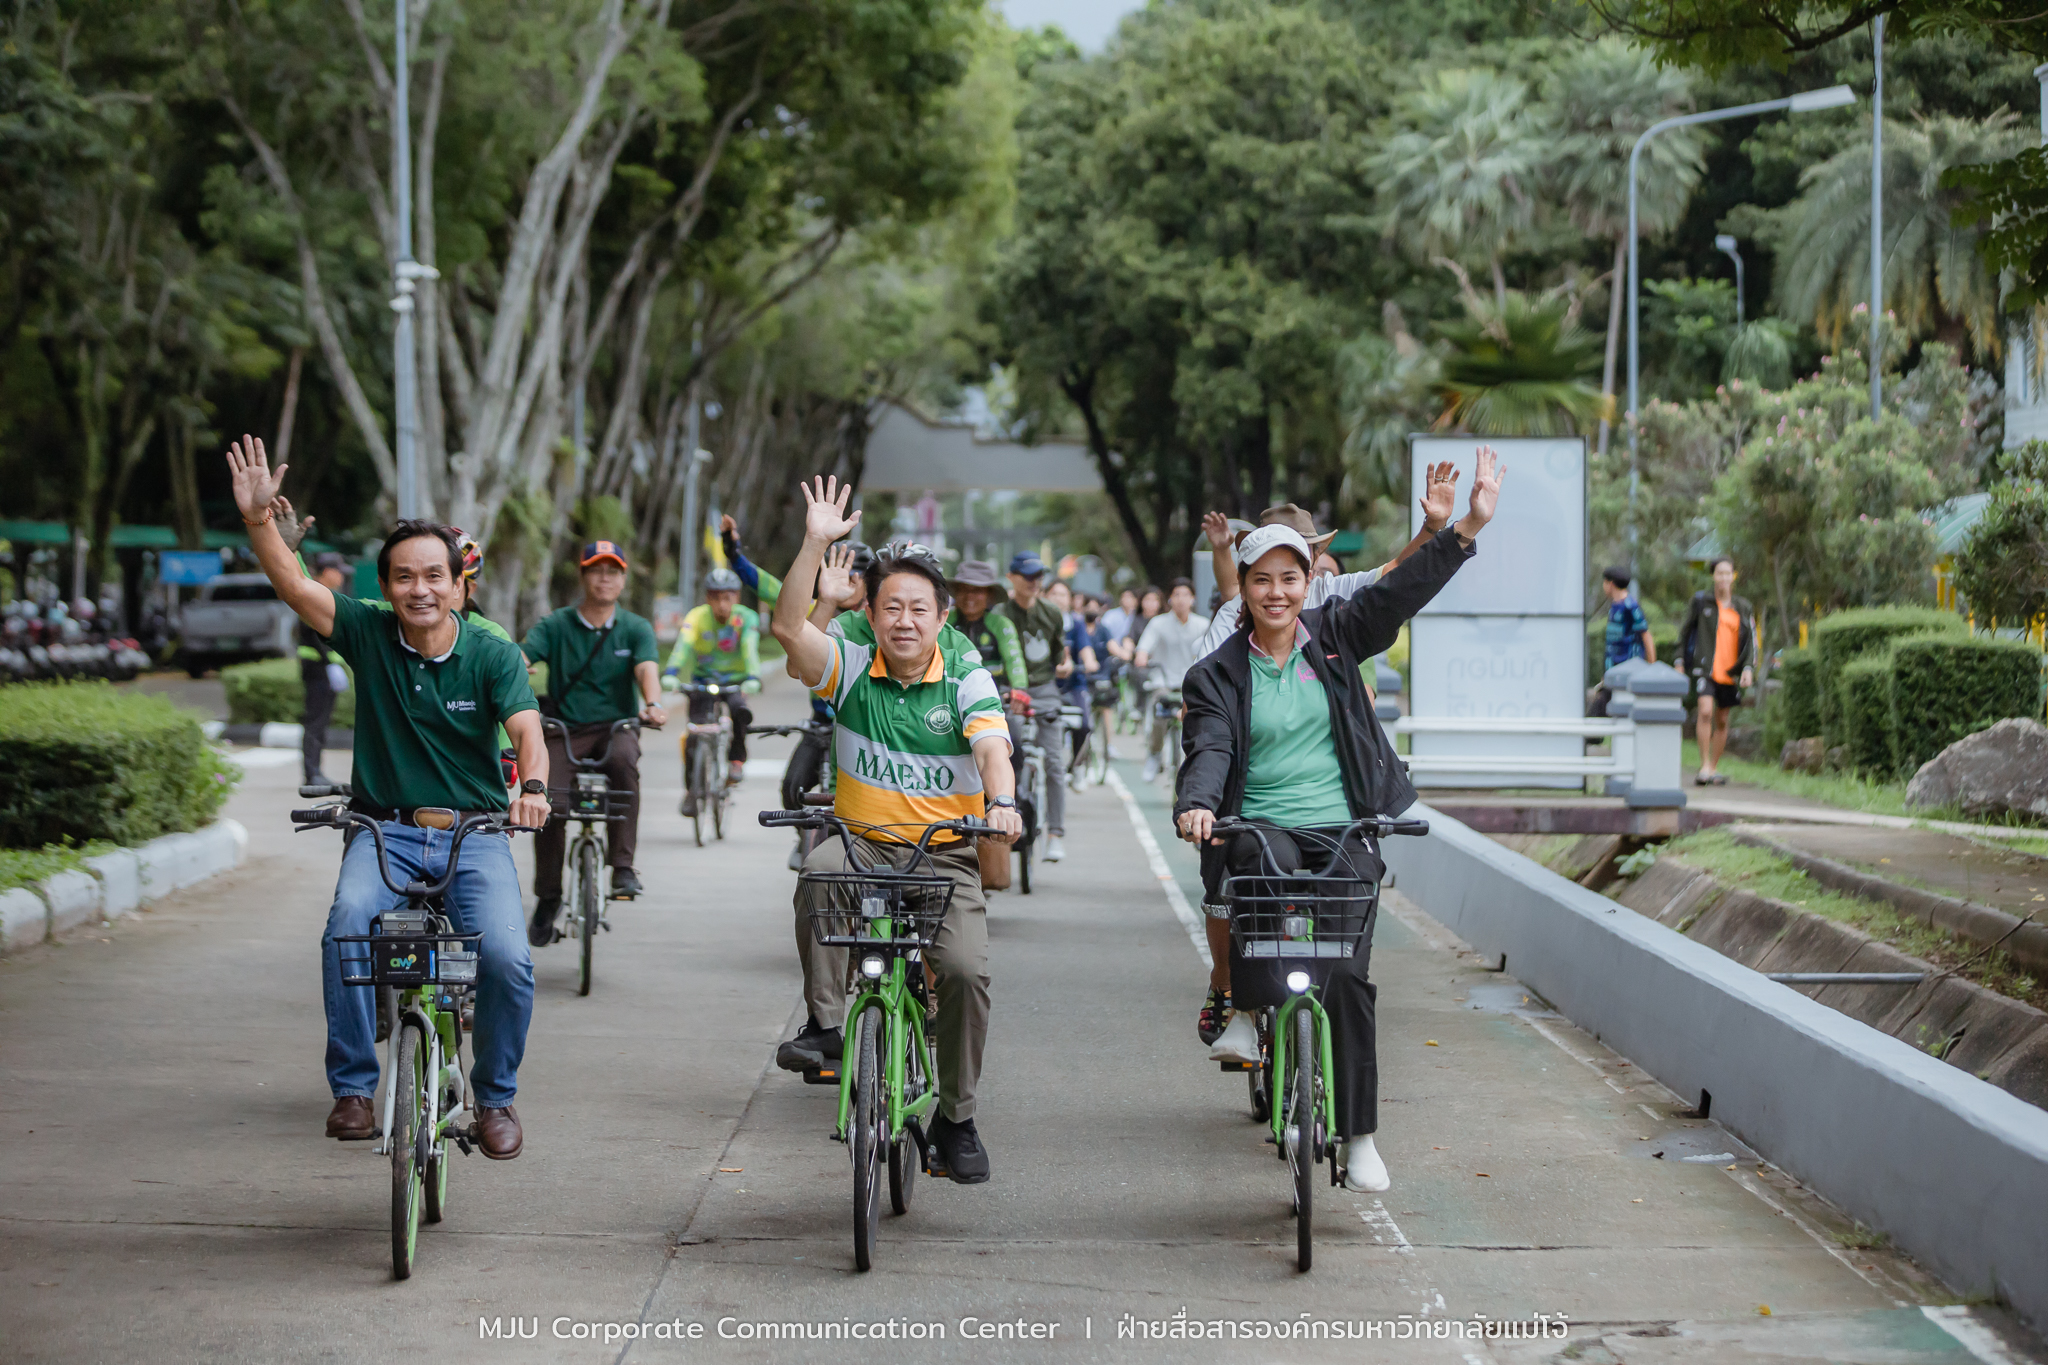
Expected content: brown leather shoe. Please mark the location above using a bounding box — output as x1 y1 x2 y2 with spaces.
477 1105 522 1160
326 1095 376 1140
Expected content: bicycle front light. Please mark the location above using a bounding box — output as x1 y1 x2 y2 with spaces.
1286 970 1311 994
861 956 886 979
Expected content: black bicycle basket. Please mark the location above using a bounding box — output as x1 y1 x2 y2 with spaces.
1221 872 1378 1008
801 869 956 950
548 779 633 822
336 911 484 987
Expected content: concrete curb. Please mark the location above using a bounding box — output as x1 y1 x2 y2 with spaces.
0 818 249 954
1383 803 2048 1330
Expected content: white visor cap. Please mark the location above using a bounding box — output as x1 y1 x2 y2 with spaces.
1234 523 1315 570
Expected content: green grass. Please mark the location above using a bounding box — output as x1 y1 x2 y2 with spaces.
1662 828 2045 1009
1686 739 1917 817
0 840 119 894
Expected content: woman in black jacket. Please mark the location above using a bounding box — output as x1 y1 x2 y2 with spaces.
1174 447 1503 1193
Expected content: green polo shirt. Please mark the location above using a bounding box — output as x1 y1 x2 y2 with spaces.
996 595 1066 688
519 605 659 726
323 592 538 812
1240 633 1350 828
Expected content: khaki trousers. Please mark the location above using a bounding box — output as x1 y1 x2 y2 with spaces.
795 836 990 1121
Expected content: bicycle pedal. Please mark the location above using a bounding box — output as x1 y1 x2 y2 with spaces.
1217 1059 1256 1072
802 1065 839 1085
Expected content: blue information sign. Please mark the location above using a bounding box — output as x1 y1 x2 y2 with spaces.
158 551 224 586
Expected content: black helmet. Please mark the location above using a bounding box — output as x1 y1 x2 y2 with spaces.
846 542 875 577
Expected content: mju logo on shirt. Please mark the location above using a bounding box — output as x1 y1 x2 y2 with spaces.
852 749 957 792
446 698 478 713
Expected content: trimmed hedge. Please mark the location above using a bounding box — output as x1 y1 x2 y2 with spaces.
0 682 237 847
222 657 356 727
1891 633 2045 772
1762 646 1821 755
1839 655 1898 775
1812 607 1964 745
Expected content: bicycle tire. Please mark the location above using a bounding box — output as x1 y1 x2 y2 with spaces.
423 1029 453 1224
1292 1006 1316 1273
712 734 727 841
391 1020 426 1280
890 1024 926 1215
577 837 599 997
689 742 707 848
851 1004 883 1271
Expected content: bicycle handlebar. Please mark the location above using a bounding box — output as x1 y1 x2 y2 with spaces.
1208 814 1427 879
672 679 755 697
756 808 991 871
540 716 651 769
289 807 535 900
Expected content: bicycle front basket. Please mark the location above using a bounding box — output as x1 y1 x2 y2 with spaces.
800 869 956 949
336 930 486 987
1221 872 1377 1008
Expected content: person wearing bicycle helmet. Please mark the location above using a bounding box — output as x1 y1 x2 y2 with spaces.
665 564 761 815
1174 447 1504 1194
520 540 666 942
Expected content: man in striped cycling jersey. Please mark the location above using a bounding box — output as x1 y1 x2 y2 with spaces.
769 476 1023 1186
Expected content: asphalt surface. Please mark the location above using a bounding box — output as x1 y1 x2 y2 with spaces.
3 670 2043 1363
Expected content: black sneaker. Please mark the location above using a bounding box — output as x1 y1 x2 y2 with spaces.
610 867 642 900
926 1113 990 1184
1198 985 1231 1045
775 1019 843 1072
527 896 562 947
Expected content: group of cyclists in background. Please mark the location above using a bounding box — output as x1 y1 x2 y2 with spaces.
221 429 1505 1272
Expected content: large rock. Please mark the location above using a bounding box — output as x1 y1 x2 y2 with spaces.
1906 718 2048 820
1781 737 1825 774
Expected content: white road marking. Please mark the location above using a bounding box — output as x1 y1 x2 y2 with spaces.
1923 1305 2026 1364
1359 1198 1415 1254
216 746 298 769
1104 768 1209 967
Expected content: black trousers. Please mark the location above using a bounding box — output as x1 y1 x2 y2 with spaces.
299 659 336 784
1218 822 1384 1140
688 691 754 764
533 722 642 899
781 727 830 810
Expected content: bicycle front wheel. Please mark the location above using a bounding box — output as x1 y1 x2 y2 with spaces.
851 1004 883 1271
689 743 707 848
577 837 599 997
391 1020 427 1279
423 1030 454 1224
1291 1005 1317 1273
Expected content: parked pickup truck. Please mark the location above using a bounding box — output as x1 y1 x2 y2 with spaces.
176 575 299 676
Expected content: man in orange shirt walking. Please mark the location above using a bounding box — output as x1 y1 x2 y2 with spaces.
1677 556 1756 785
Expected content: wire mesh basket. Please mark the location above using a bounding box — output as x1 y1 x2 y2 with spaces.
1221 872 1378 1007
801 869 957 950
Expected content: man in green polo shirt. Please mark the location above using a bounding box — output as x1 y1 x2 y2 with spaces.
519 539 666 943
995 551 1074 861
225 435 549 1162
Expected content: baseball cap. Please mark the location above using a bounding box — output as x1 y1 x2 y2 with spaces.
311 551 347 573
1234 524 1314 570
579 540 628 569
1008 551 1046 578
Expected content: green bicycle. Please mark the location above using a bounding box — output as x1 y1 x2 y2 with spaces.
299 802 533 1280
759 807 989 1271
1211 813 1427 1272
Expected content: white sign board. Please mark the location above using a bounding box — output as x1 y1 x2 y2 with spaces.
1407 436 1587 788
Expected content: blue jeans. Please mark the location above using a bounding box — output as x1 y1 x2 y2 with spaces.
320 823 534 1107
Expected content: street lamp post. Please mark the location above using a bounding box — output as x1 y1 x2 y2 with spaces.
678 449 714 610
388 0 438 521
1871 14 1885 422
1627 84 1856 566
1714 234 1744 328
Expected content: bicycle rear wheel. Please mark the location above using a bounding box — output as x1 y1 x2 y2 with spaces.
391 1020 427 1279
851 1004 883 1271
890 1026 927 1215
576 837 599 997
689 743 707 847
424 1026 454 1224
712 735 728 840
1290 1006 1316 1272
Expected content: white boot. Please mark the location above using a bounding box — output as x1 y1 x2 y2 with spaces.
1341 1135 1390 1192
1044 835 1065 863
1208 1011 1261 1064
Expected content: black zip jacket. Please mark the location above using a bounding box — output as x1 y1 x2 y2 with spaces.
1174 526 1476 824
1676 591 1755 681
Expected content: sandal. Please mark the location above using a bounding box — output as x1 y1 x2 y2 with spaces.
1198 986 1231 1046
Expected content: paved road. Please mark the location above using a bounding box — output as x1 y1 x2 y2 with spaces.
3 673 2042 1363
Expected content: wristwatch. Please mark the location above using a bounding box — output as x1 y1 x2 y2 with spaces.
520 778 547 796
986 796 1018 810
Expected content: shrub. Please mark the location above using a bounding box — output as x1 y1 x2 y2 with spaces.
0 682 238 847
221 657 356 728
1765 646 1821 754
1839 655 1899 775
1811 607 1965 745
1890 633 2046 771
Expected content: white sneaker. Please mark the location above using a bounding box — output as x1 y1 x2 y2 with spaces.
1142 755 1161 782
787 839 804 872
1340 1135 1390 1192
1208 1012 1261 1064
1044 835 1065 862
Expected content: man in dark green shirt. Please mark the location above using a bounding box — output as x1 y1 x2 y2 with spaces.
224 435 549 1161
519 539 666 940
995 551 1074 860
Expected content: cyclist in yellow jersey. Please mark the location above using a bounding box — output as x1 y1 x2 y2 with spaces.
664 568 761 810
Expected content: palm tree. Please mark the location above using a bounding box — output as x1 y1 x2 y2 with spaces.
1541 39 1705 456
1769 112 2030 359
1432 264 1610 436
1369 69 1548 308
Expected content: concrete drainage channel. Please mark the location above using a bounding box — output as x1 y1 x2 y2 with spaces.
1382 805 2048 1333
0 819 248 953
